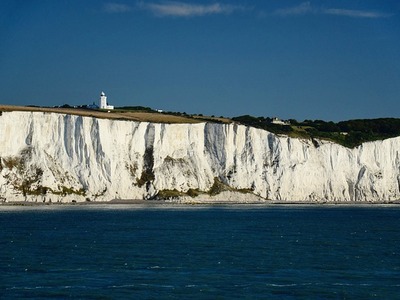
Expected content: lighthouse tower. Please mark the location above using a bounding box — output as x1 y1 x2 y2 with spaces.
100 92 107 109
99 91 114 110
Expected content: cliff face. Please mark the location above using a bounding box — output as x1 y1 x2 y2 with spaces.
1 111 399 202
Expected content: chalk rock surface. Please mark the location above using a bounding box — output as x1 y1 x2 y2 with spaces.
1 111 399 203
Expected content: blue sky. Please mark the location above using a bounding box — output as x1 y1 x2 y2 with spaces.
1 1 399 121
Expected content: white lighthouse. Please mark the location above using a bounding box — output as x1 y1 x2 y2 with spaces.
99 91 114 110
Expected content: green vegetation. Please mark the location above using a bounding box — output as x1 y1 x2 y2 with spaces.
136 147 155 187
1 156 23 171
208 177 231 196
155 188 202 199
20 184 86 197
232 115 293 135
154 178 255 200
186 188 202 197
208 177 254 195
232 115 400 148
115 106 155 112
136 170 155 187
1 149 86 197
156 189 186 199
51 186 86 196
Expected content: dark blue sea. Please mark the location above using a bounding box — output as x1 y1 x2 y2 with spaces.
1 204 399 299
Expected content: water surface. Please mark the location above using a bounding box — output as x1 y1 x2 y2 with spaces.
1 204 399 299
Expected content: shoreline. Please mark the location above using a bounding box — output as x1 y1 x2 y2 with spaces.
1 199 400 207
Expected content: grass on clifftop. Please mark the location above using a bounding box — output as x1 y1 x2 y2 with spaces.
0 105 207 124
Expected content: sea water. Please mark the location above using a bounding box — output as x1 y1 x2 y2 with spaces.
0 204 399 299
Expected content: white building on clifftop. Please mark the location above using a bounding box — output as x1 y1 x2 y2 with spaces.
99 92 114 110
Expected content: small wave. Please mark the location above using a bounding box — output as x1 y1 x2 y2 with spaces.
7 286 50 290
138 283 175 289
265 283 299 287
6 285 85 290
107 284 136 288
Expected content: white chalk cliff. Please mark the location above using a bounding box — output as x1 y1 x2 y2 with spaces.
1 111 399 203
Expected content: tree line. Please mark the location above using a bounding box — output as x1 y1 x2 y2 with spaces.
232 115 400 148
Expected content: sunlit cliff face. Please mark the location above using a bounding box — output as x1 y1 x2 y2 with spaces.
1 111 399 203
